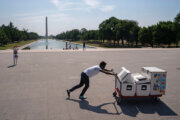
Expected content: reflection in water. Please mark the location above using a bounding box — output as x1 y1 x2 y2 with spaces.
28 39 94 50
46 39 48 49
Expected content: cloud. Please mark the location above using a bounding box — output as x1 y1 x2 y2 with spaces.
83 0 100 8
50 0 72 9
83 0 115 12
50 0 115 12
50 0 85 11
51 0 60 7
100 5 115 12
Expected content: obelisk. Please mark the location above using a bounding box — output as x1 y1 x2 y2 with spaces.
46 16 48 38
46 16 48 49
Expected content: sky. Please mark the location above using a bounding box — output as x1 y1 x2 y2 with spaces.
0 0 180 36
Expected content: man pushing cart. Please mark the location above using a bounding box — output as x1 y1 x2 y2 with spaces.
67 61 117 100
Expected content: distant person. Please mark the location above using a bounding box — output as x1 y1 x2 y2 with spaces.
83 42 86 50
65 42 68 50
67 61 116 100
76 44 78 50
13 46 19 65
69 42 71 49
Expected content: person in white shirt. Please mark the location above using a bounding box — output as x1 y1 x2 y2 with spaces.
13 46 19 65
67 61 116 99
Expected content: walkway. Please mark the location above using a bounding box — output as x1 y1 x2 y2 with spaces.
0 49 179 120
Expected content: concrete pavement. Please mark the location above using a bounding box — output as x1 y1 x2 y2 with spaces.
0 49 180 120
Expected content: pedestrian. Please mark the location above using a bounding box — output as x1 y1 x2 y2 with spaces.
83 42 86 50
69 42 71 49
67 61 116 99
76 44 78 50
13 46 19 65
65 42 68 50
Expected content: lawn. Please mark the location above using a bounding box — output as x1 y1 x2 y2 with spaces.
73 40 180 48
0 40 37 50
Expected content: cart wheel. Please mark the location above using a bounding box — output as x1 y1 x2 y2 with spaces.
113 91 117 97
153 97 160 102
117 97 122 105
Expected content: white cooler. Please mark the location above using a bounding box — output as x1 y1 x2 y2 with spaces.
136 83 150 96
132 73 150 96
117 67 136 96
121 82 136 96
141 67 167 95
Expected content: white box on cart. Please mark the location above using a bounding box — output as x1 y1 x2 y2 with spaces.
141 67 167 95
118 67 134 83
136 83 150 96
117 67 136 96
121 82 136 96
132 73 150 96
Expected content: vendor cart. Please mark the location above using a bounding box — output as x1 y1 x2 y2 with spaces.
113 67 166 104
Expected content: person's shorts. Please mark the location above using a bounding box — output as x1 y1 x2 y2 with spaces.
14 54 18 58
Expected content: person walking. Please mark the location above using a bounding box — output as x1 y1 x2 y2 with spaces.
66 42 68 50
69 42 71 49
83 42 86 50
13 46 19 65
67 61 116 100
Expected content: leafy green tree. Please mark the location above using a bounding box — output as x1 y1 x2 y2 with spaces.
154 21 176 47
99 17 119 45
108 17 119 45
174 12 180 24
115 20 138 47
28 32 39 39
174 12 180 47
0 28 9 45
80 28 88 41
138 27 154 47
70 29 80 41
128 21 140 47
1 22 39 44
99 19 111 44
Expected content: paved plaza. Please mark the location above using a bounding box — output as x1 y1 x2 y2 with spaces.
0 48 180 120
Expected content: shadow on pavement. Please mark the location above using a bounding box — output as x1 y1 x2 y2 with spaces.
66 98 121 115
7 64 16 68
118 98 178 117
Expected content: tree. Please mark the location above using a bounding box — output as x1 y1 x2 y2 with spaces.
70 29 80 41
138 27 154 47
99 17 119 45
99 19 111 44
154 21 176 47
115 20 138 47
0 28 9 45
1 22 39 44
128 22 140 47
108 17 119 45
174 12 180 47
174 12 180 24
80 28 88 41
28 32 39 39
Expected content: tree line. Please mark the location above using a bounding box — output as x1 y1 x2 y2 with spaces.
56 12 180 48
0 22 39 46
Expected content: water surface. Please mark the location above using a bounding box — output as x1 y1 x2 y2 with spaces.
28 39 94 50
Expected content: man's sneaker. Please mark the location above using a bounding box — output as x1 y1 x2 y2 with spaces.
79 96 87 100
66 90 70 98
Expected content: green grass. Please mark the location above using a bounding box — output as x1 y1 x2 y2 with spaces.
72 41 105 48
0 40 37 50
73 40 180 48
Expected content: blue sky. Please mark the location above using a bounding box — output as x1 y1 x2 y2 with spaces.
0 0 179 36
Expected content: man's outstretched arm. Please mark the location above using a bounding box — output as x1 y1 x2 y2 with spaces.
100 70 116 76
103 68 114 72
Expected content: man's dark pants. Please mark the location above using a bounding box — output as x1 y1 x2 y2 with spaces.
69 72 89 96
